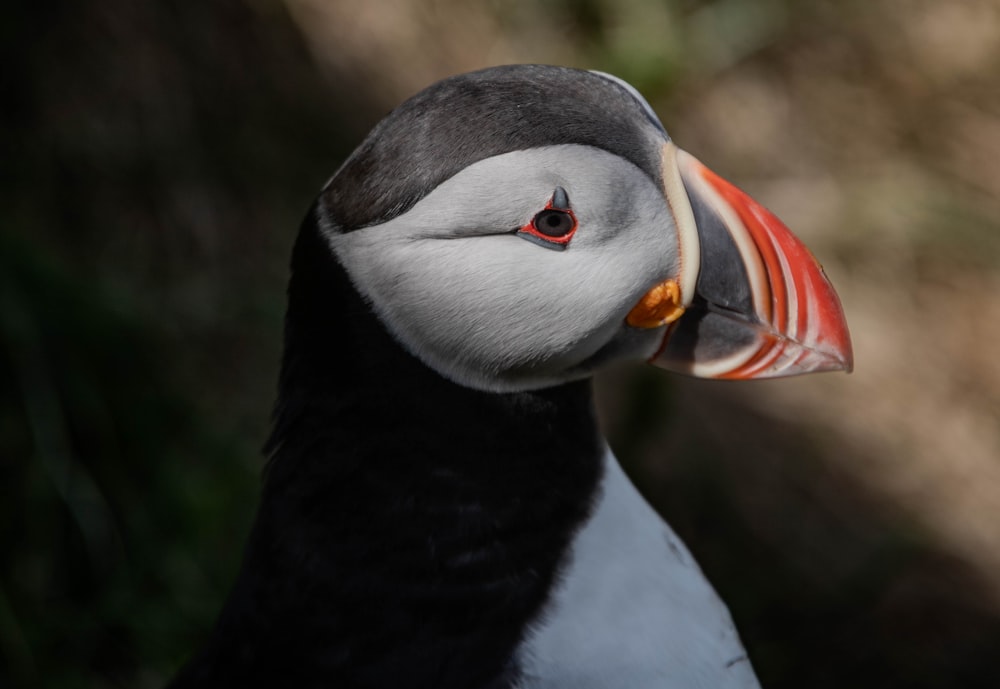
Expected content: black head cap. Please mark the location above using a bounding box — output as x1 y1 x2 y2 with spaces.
321 65 668 231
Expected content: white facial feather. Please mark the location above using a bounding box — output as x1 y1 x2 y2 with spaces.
326 145 681 391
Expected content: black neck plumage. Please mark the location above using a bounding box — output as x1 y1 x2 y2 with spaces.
170 208 605 689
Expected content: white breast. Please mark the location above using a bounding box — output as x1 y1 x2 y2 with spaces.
515 447 762 689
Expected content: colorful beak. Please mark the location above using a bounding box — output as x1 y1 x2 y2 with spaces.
649 147 853 379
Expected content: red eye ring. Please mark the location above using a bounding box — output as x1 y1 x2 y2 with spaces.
516 188 578 250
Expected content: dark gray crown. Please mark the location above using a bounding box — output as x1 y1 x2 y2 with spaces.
321 65 667 231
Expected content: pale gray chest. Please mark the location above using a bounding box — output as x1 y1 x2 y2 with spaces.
515 449 762 689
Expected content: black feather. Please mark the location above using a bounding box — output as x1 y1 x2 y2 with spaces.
324 64 665 232
169 206 605 689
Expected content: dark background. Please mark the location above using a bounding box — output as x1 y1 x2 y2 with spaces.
4 1 1000 687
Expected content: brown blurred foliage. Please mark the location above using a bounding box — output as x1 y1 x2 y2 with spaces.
4 0 1000 687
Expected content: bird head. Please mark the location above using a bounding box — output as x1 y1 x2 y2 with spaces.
316 65 852 392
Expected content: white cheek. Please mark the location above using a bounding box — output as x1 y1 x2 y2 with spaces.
350 226 671 389
325 144 684 391
375 238 605 373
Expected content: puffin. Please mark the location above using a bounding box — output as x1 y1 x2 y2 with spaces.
169 65 852 689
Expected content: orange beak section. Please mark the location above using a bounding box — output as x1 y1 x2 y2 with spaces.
651 150 853 379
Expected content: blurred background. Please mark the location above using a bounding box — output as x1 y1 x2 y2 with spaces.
3 0 1000 687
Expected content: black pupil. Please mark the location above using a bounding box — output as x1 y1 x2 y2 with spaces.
534 210 573 237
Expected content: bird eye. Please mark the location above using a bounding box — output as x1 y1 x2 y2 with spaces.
516 187 578 250
532 209 575 238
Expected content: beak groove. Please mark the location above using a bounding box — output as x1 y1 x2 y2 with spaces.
649 148 853 380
